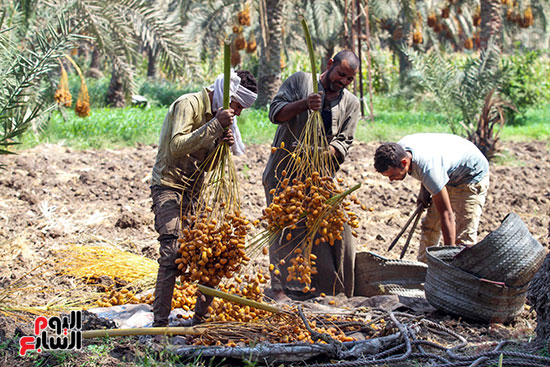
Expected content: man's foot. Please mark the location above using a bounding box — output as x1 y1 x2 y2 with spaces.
264 288 292 303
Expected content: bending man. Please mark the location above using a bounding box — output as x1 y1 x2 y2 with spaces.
374 133 490 262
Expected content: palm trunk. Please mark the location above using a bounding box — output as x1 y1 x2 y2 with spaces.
105 65 126 107
90 47 102 70
396 19 413 86
147 48 158 79
255 0 284 108
87 47 104 79
480 0 502 50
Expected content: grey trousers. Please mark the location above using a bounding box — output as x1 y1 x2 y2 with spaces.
264 185 355 298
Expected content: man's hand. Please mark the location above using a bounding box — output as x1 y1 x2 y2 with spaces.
222 128 234 146
216 108 235 128
307 93 322 111
273 92 323 122
417 184 432 208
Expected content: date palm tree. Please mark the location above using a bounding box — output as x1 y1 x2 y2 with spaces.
256 0 285 108
0 3 82 158
59 0 194 107
366 0 418 85
404 41 512 159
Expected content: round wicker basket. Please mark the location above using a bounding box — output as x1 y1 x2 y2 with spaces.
450 213 546 287
425 247 528 323
354 251 427 298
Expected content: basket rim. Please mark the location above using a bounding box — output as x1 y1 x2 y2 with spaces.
449 212 545 286
426 246 529 291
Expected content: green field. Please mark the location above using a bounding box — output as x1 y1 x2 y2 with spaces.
20 100 549 151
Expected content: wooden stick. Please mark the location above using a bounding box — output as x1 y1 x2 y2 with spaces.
399 206 424 259
197 284 287 315
387 203 424 252
361 0 375 123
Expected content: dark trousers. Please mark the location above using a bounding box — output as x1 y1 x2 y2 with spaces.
150 185 212 327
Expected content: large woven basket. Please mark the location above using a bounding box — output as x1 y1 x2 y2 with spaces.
451 213 546 287
425 247 528 323
354 251 427 298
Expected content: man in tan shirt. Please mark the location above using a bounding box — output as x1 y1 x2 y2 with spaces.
151 70 257 327
263 50 360 302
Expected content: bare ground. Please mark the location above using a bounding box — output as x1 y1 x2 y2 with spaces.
0 140 548 365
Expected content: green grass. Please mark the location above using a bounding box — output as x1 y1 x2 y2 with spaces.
237 108 276 144
356 110 451 142
21 107 168 150
17 99 549 151
500 104 550 142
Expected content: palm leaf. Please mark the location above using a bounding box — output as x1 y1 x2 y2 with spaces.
0 8 82 160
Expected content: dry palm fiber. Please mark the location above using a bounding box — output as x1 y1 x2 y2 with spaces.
0 242 156 319
56 244 158 285
251 18 363 292
177 40 250 288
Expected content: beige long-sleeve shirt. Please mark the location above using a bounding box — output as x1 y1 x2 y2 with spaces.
151 88 224 191
262 71 360 191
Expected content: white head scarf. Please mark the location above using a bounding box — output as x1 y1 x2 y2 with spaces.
209 70 257 155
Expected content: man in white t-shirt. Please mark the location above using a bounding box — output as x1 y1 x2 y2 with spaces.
373 133 490 262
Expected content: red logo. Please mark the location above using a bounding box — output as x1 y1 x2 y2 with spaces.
19 311 82 356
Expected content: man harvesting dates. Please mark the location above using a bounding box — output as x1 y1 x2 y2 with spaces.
150 70 257 327
262 50 360 302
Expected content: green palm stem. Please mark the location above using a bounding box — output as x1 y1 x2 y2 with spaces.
301 17 318 94
197 284 288 315
223 39 231 109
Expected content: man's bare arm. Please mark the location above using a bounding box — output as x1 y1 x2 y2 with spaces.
432 186 455 246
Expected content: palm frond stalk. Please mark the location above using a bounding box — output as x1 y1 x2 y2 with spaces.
460 89 515 160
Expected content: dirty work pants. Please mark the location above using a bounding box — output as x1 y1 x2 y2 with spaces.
417 174 490 263
150 185 213 327
264 185 355 299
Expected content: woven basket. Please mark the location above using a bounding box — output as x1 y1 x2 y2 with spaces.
425 247 528 323
451 213 546 287
354 251 427 298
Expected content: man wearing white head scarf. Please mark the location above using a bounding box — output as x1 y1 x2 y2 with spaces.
150 70 257 328
209 69 257 155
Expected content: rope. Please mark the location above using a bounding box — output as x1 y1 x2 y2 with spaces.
298 305 344 357
299 311 550 367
